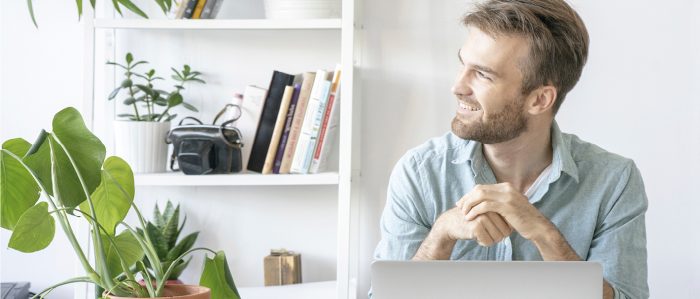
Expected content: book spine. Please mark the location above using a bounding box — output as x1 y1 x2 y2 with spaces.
192 0 208 19
183 0 199 19
290 70 328 174
309 64 342 173
175 0 189 19
247 70 295 173
273 83 301 174
210 0 224 19
309 94 338 173
279 72 316 174
262 85 295 174
299 80 331 173
200 0 217 19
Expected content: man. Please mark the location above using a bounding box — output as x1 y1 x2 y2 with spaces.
373 1 648 298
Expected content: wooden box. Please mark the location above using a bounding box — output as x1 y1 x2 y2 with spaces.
264 249 302 286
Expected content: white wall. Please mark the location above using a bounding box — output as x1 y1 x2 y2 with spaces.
0 1 85 298
2 1 699 298
357 0 700 298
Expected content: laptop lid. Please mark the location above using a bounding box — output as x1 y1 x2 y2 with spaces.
371 261 602 299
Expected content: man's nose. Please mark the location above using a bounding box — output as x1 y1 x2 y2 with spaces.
451 71 473 98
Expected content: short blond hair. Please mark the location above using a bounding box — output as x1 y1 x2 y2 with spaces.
463 0 589 113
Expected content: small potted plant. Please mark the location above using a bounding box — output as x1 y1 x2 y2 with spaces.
108 52 204 173
140 200 199 285
0 107 240 299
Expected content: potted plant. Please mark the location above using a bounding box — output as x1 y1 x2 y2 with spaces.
0 107 240 299
140 200 199 285
107 52 204 173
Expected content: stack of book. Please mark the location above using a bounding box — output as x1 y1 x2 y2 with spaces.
235 65 342 175
172 0 223 19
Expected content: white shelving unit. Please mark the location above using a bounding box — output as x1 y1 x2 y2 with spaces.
79 1 362 299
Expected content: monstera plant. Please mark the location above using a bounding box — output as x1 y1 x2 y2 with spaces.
0 107 240 299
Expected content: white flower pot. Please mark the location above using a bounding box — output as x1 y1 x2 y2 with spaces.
113 121 171 173
264 0 341 19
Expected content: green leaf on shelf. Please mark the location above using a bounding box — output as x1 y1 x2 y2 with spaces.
26 0 38 27
108 87 121 100
167 93 183 108
181 102 198 112
8 202 55 253
125 53 133 64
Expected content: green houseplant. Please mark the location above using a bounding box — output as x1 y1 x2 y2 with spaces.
107 52 205 173
0 107 240 299
26 0 174 27
140 200 199 284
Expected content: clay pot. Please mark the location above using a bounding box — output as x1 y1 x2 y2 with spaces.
104 285 210 299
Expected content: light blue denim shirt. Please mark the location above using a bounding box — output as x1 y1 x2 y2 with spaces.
374 121 649 299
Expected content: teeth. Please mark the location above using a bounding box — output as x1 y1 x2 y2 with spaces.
459 102 481 111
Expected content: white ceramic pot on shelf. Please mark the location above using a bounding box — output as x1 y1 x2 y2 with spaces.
113 121 171 173
264 0 341 19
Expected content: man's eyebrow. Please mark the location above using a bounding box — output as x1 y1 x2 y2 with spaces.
457 49 500 78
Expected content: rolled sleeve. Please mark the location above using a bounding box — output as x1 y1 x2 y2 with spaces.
587 161 649 299
373 151 431 261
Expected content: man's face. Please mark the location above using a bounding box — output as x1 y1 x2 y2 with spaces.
451 27 532 144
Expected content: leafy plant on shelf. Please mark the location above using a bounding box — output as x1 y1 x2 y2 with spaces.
25 0 174 27
0 107 240 299
140 200 199 282
108 52 204 122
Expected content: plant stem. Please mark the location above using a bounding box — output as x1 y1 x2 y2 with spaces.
50 135 115 291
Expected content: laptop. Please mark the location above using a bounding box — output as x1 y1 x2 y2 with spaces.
371 261 602 299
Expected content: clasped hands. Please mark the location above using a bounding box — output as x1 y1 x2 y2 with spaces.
442 183 553 246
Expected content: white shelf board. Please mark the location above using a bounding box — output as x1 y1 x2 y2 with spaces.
238 280 336 299
94 18 342 30
134 171 339 186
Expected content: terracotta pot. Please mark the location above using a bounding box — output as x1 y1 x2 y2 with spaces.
104 284 210 299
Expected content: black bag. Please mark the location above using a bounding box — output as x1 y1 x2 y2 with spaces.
166 105 243 175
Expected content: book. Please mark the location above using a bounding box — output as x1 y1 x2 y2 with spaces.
309 65 342 173
200 0 218 19
262 85 295 174
183 0 199 19
290 70 331 174
272 83 302 174
231 85 267 171
247 71 296 173
209 0 224 19
279 72 316 174
170 0 187 19
192 0 208 19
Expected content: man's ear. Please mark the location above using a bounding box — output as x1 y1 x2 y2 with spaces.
526 85 557 115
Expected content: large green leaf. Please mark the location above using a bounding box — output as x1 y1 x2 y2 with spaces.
199 251 240 299
24 108 105 209
165 232 198 261
8 202 55 253
103 230 144 278
0 139 41 229
80 156 134 235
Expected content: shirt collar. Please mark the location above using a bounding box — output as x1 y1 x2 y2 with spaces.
449 120 579 183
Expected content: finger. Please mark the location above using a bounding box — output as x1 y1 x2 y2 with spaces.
473 221 494 246
461 188 491 214
465 201 500 221
485 212 512 237
478 214 505 243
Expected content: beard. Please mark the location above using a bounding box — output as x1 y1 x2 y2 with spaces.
451 96 529 144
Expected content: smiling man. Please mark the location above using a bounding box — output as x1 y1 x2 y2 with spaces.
373 1 649 298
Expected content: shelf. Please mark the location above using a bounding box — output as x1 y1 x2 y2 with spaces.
94 18 342 30
238 281 336 299
134 171 339 186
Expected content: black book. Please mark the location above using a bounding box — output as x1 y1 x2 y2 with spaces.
183 0 199 19
247 71 296 173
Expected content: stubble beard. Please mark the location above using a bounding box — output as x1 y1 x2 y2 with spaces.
451 96 529 144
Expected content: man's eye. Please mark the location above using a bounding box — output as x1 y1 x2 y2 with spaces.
476 71 489 80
